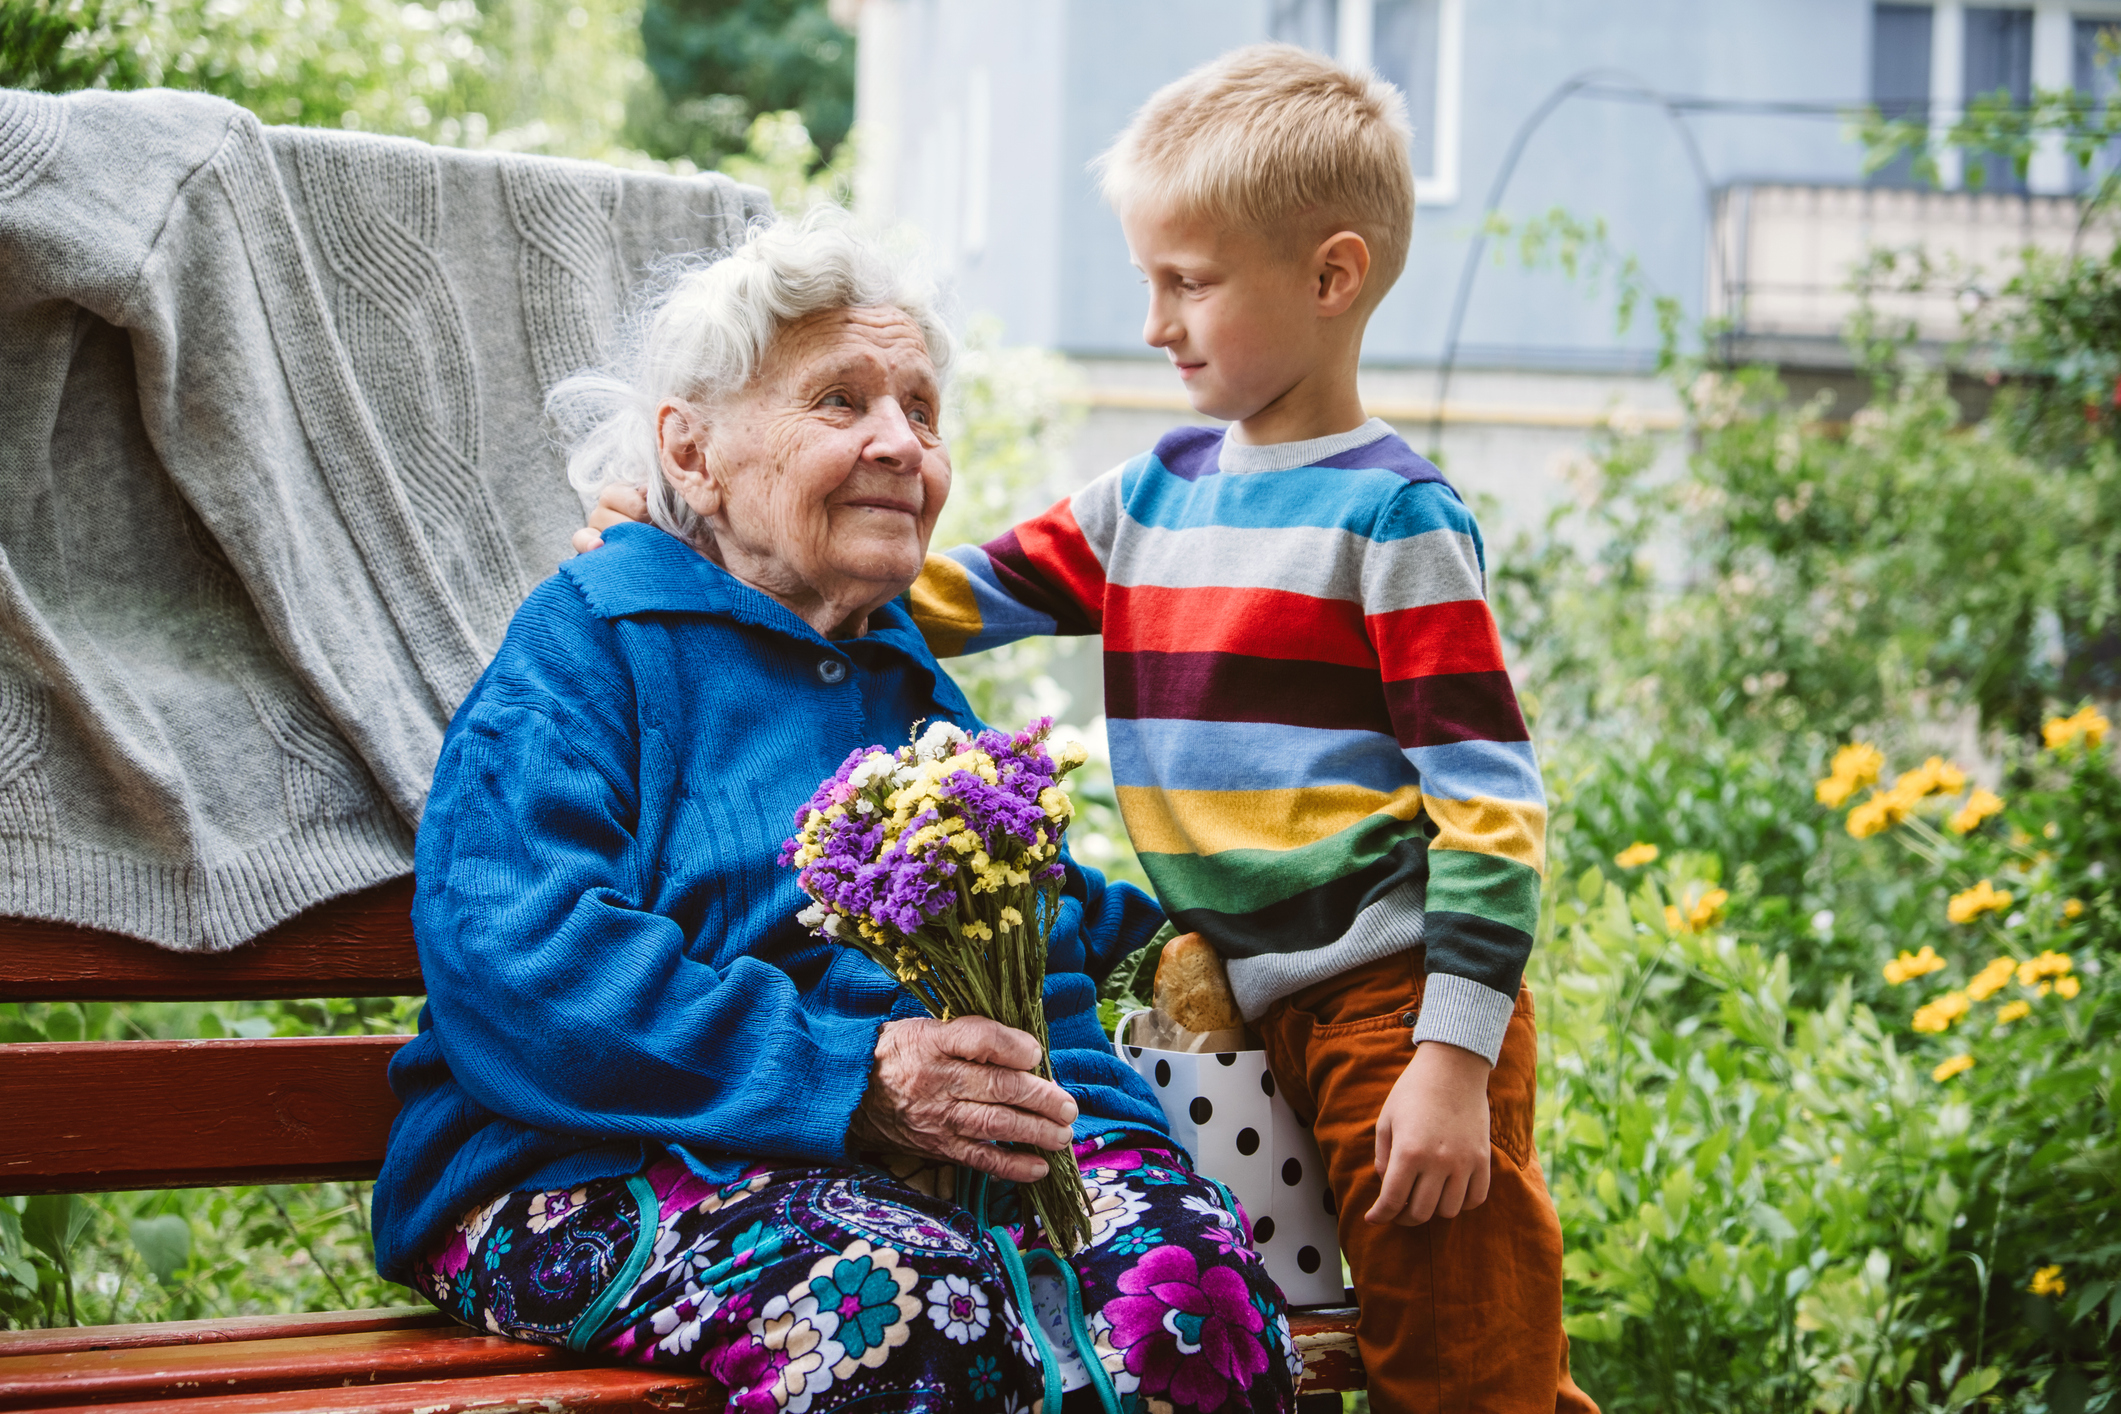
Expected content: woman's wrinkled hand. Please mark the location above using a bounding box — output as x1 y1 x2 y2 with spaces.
850 1016 1078 1182
569 482 649 555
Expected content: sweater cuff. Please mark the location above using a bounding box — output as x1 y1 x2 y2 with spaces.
1409 972 1514 1066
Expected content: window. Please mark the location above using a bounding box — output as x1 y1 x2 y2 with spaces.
1963 6 2034 190
1871 4 1935 187
2073 16 2121 190
1268 0 1462 203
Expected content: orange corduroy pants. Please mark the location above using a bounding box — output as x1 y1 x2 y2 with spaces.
1257 949 1599 1414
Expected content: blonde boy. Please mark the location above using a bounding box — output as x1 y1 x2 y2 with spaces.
583 43 1593 1413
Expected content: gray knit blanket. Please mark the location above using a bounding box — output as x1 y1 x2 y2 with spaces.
0 87 769 950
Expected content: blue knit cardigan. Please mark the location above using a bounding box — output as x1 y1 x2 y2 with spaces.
371 524 1169 1281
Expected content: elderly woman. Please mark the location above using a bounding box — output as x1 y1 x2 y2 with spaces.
371 213 1298 1414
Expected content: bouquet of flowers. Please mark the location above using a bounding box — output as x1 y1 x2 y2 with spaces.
779 718 1095 1253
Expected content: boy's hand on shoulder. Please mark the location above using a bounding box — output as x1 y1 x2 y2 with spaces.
1368 1039 1492 1226
569 483 650 555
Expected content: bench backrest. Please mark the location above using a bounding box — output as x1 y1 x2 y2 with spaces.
0 881 418 1196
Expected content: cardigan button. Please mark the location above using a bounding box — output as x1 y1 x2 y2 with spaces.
815 657 848 685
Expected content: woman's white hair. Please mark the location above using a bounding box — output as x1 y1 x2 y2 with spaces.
547 206 953 547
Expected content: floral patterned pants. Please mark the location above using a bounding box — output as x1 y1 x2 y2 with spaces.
410 1133 1300 1414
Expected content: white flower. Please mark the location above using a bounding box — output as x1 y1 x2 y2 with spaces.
796 901 828 929
925 1273 991 1343
914 721 969 761
1180 1192 1238 1231
652 1281 717 1355
848 751 896 789
821 913 844 938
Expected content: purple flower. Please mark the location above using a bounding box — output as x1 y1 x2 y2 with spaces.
1102 1245 1268 1410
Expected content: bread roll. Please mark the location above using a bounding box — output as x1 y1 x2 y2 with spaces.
1154 932 1244 1034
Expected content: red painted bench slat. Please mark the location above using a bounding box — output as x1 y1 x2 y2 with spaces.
0 1326 620 1410
18 1364 729 1414
0 1309 448 1359
0 1037 404 1196
0 882 419 1004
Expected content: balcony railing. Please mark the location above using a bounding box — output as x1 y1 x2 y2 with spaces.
1709 182 2113 364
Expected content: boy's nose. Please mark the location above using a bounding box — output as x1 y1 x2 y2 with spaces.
1142 299 1180 350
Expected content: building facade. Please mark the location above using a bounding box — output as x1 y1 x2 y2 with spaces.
849 0 2117 518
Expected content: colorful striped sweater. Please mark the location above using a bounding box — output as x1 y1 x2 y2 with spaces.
908 419 1545 1063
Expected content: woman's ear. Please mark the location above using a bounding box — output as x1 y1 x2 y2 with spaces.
656 400 720 519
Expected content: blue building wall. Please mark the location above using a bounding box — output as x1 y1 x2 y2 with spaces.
864 0 1884 370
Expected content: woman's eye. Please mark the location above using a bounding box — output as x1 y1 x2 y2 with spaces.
821 393 853 410
909 406 932 427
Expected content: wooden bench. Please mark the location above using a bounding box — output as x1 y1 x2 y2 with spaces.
0 881 1364 1411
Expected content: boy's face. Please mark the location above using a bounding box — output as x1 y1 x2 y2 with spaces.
1120 199 1331 425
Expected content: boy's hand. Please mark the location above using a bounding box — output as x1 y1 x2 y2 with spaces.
1367 1039 1492 1226
569 483 650 554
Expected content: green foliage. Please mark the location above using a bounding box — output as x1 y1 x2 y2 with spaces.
1543 739 2120 1412
0 994 419 1330
0 0 141 89
631 0 851 171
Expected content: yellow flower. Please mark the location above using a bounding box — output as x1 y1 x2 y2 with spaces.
2016 950 2073 987
2029 1265 2067 1298
997 906 1024 932
1664 904 1684 933
1896 756 1967 798
1883 946 1947 986
1965 957 2017 1002
1995 999 2031 1025
2055 974 2081 999
1688 888 1730 930
1946 788 2005 835
2063 898 2085 921
1615 842 1660 868
1912 990 1971 1034
1817 743 1886 807
1816 774 1857 808
1055 739 1089 770
2043 705 2110 751
964 920 993 942
1931 1053 1974 1082
1846 780 1923 839
1947 880 2013 925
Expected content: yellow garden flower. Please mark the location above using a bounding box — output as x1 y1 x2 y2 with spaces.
2043 705 2110 751
1689 888 1729 930
1816 743 1884 807
1663 904 1684 933
2029 1265 2067 1298
1912 990 1971 1034
1995 999 2031 1025
2063 898 2085 921
1965 957 2017 1001
1614 842 1660 868
1931 1053 1974 1082
1946 788 2005 835
1947 880 2013 925
1896 756 1967 798
2016 950 2073 987
1882 946 1947 985
2055 975 2081 999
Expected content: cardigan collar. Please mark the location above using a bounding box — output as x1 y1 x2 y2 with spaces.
560 522 930 655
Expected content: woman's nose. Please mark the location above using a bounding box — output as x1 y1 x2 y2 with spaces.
864 399 925 471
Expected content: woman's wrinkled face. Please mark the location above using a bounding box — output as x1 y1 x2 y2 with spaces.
657 305 951 638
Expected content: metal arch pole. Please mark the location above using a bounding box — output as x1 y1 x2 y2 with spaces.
1425 68 1718 459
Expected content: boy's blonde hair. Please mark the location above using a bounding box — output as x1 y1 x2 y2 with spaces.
1095 43 1416 297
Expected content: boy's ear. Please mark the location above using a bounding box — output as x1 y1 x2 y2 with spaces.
1314 230 1372 318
